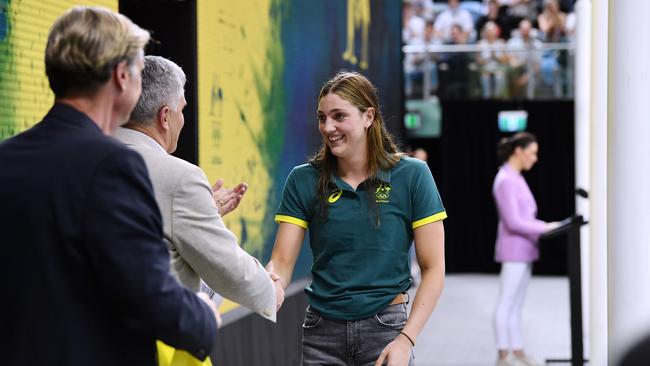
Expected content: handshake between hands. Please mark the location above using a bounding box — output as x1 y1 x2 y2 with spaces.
267 262 285 312
206 179 286 324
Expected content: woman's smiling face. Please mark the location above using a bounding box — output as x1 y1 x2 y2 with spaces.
317 92 372 160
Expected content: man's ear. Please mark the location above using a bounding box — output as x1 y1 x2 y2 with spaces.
114 60 130 91
157 106 171 131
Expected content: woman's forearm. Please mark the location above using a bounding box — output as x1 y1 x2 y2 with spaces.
402 264 444 342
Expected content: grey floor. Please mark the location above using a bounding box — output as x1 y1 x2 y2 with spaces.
408 274 572 366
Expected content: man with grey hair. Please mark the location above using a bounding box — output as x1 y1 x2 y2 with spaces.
114 55 283 321
0 7 217 366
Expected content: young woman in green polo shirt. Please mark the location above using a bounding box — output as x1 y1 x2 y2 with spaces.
267 71 447 366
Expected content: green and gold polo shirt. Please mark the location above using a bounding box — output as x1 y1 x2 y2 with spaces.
275 156 446 320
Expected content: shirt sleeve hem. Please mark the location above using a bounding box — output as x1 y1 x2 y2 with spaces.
412 211 447 229
275 214 309 229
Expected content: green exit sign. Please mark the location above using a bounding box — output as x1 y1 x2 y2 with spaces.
404 112 421 129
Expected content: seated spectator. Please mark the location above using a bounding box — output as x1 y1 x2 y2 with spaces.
413 0 437 22
477 21 508 98
533 0 566 97
476 0 512 40
506 19 543 98
404 20 439 98
537 0 566 42
438 23 474 98
434 0 475 43
403 2 426 44
489 0 536 38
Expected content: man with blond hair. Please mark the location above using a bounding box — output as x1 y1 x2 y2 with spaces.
0 7 217 366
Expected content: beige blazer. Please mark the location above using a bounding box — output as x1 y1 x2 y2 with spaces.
114 127 276 321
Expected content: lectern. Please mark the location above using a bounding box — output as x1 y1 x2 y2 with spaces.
542 215 588 366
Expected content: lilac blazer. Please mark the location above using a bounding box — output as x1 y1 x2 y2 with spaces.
493 164 546 262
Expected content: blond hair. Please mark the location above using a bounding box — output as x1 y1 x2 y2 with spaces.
45 6 150 97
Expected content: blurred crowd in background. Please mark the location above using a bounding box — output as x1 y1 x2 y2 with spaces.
403 0 576 99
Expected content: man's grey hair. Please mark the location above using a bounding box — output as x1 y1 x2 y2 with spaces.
129 55 186 125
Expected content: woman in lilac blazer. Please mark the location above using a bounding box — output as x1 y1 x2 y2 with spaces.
492 132 558 366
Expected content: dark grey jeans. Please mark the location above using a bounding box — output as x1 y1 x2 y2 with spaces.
301 304 415 366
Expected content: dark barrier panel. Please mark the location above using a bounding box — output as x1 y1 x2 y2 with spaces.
212 279 309 366
409 100 575 275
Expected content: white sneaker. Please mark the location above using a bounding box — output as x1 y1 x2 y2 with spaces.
496 356 521 366
495 357 512 366
496 355 541 366
513 355 543 366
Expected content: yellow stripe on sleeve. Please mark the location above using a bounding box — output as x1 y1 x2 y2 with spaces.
412 211 447 229
275 215 309 229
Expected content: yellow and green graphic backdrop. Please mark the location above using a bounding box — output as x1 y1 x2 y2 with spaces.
0 1 117 140
196 0 402 313
197 0 287 314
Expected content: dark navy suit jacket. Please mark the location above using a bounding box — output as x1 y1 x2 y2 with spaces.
0 104 216 365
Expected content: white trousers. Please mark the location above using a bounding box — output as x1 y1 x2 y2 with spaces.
494 261 532 350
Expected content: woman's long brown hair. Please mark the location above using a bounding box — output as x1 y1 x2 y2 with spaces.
309 71 403 225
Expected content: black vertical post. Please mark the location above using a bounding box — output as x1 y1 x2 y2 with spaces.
119 0 199 165
568 217 585 366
